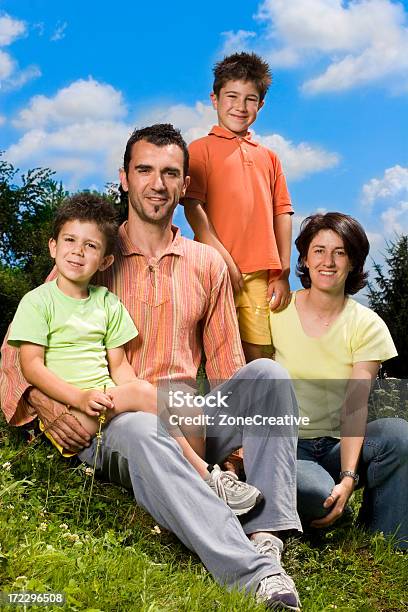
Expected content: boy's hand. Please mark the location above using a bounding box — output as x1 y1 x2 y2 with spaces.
268 278 291 312
227 260 244 294
78 389 114 417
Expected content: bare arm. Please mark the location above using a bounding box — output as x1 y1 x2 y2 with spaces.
311 360 379 527
268 213 292 311
20 343 114 416
107 346 138 385
183 198 244 293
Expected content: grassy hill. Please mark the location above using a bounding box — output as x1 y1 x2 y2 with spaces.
1 413 407 612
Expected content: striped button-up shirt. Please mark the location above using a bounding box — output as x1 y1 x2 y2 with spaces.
0 223 245 425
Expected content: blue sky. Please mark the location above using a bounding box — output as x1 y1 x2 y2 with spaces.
1 0 407 291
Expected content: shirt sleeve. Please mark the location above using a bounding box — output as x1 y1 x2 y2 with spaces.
202 253 245 384
1 270 58 426
351 309 398 364
8 291 49 348
183 139 208 204
269 151 293 216
104 291 139 349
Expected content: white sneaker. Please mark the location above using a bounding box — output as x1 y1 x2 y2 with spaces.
256 573 301 610
252 533 283 566
205 464 263 516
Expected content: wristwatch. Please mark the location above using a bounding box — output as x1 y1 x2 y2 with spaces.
339 470 359 485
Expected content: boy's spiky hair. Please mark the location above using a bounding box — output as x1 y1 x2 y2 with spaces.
52 192 119 255
213 52 272 101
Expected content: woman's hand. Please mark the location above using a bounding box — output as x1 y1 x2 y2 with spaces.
310 477 355 528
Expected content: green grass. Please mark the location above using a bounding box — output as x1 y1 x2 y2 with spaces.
0 419 407 612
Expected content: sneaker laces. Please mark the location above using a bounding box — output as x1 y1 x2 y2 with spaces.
254 536 282 565
210 468 248 502
256 573 300 610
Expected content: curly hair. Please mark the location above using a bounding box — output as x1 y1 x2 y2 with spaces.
213 52 272 101
52 193 119 255
123 123 189 178
295 212 370 295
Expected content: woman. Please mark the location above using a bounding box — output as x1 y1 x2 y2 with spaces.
270 212 408 549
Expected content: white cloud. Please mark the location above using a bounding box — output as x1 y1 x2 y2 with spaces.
50 21 67 42
254 132 339 180
7 84 339 188
6 120 130 188
221 30 257 56
0 114 5 125
362 165 408 205
361 165 408 246
380 201 408 234
0 49 14 79
7 79 130 188
223 0 408 94
0 13 40 92
0 13 25 46
1 65 41 92
138 101 217 143
13 78 127 129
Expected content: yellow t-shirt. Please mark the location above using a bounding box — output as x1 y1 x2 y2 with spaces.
270 291 397 438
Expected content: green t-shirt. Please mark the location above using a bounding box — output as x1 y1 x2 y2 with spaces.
8 279 138 390
270 291 398 438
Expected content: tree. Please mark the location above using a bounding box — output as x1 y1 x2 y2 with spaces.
367 235 408 378
0 155 67 341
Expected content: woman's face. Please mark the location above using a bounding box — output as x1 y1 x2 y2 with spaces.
304 229 353 294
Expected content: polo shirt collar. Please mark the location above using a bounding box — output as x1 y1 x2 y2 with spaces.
209 125 258 146
118 222 185 257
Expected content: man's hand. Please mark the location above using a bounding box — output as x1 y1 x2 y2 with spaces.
227 259 244 294
310 478 355 528
78 389 114 416
26 387 91 453
268 278 291 312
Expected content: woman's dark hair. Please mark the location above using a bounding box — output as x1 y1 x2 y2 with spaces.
295 212 370 295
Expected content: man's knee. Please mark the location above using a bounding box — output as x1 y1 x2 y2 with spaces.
242 358 290 381
106 411 164 450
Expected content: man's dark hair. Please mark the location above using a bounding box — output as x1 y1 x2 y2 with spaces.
213 52 272 101
295 212 370 295
52 193 119 255
123 123 189 178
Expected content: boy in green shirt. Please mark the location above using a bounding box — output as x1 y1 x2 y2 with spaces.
8 193 262 515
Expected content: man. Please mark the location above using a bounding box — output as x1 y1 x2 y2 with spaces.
1 124 301 611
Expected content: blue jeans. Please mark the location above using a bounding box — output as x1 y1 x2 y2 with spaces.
297 418 408 549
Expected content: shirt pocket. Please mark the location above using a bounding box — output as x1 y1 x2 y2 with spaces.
130 264 171 307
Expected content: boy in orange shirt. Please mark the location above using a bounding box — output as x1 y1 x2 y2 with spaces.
183 52 293 362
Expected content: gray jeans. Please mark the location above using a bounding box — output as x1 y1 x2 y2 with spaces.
78 359 301 593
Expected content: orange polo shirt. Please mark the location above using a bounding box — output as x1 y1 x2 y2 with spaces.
185 125 293 274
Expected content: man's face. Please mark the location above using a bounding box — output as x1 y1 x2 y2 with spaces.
120 140 190 226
